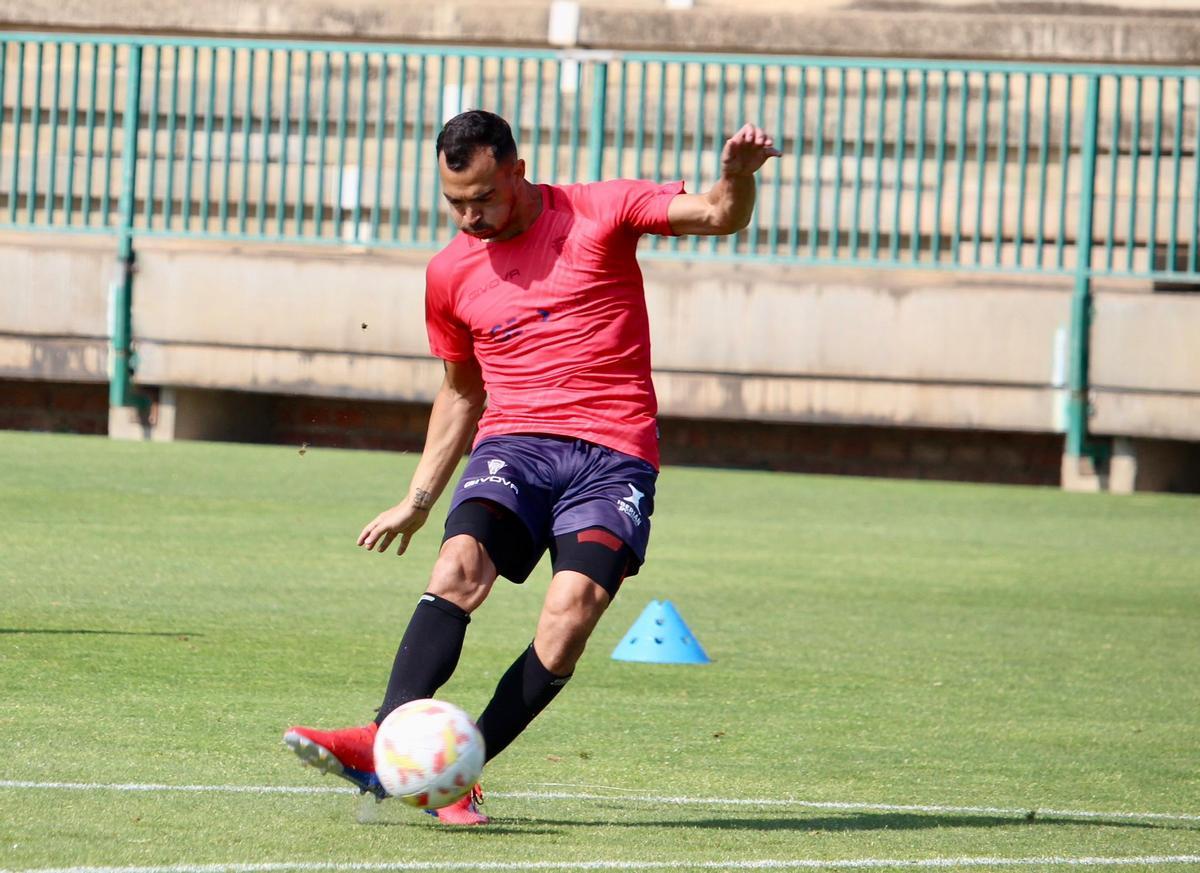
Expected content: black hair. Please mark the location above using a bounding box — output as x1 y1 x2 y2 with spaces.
436 110 518 171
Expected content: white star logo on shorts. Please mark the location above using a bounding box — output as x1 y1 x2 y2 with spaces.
622 484 645 509
487 459 507 475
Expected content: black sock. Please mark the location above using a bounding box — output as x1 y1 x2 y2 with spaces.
374 593 470 725
475 643 571 762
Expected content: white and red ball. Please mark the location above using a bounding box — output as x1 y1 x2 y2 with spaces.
373 698 485 809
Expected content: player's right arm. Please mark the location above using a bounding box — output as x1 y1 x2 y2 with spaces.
357 357 486 556
665 123 781 236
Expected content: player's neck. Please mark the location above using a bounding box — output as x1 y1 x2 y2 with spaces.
489 181 543 242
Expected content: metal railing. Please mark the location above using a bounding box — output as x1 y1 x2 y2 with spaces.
3 33 1199 278
2 32 1199 459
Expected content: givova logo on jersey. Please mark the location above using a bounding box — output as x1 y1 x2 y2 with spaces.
463 459 519 495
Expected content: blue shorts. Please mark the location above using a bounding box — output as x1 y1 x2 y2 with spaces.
445 434 658 580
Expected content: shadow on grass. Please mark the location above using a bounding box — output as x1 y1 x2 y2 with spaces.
0 628 202 637
397 824 564 835
357 819 563 836
521 811 1194 833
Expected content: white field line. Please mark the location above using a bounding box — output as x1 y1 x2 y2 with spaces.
3 855 1200 873
1 780 1198 825
0 780 340 796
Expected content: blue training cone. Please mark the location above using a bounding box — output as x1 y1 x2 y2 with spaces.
611 600 711 664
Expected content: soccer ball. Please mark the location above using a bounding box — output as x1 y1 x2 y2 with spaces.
373 698 485 809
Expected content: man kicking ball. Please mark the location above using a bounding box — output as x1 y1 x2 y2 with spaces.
284 110 780 824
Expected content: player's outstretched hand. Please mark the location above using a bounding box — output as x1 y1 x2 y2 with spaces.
721 123 783 177
358 503 429 556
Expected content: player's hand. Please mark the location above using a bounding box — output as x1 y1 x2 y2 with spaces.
720 123 782 178
357 502 430 556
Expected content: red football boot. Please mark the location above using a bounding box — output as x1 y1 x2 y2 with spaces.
283 722 386 799
428 784 489 825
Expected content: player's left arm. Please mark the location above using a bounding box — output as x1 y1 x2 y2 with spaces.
666 123 782 236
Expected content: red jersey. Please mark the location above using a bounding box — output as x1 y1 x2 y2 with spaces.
425 179 684 468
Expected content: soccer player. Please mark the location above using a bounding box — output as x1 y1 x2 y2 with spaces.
284 110 780 825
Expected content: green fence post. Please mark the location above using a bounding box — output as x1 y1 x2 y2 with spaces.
588 60 608 182
1065 74 1107 465
109 43 148 414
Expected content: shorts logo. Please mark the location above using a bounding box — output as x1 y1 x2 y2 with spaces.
623 484 645 509
617 483 645 526
463 474 519 495
464 459 518 495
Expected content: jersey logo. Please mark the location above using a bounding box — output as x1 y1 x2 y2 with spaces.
487 459 507 476
622 484 645 509
466 268 521 302
489 317 522 343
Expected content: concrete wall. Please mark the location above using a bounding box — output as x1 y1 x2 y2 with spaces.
127 245 1077 438
0 232 113 385
4 232 1199 452
0 235 1045 425
1090 291 1200 441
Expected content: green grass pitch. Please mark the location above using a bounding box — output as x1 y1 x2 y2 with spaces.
1 430 1198 872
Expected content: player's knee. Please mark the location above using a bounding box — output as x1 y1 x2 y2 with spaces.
427 535 496 613
534 626 587 676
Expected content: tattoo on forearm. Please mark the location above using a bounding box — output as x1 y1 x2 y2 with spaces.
412 489 433 510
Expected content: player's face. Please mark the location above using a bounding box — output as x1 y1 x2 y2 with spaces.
439 148 524 240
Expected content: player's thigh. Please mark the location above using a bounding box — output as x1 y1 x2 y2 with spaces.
442 436 556 583
551 446 658 597
548 527 638 601
441 498 545 585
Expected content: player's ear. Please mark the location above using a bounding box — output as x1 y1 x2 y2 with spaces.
513 158 526 181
